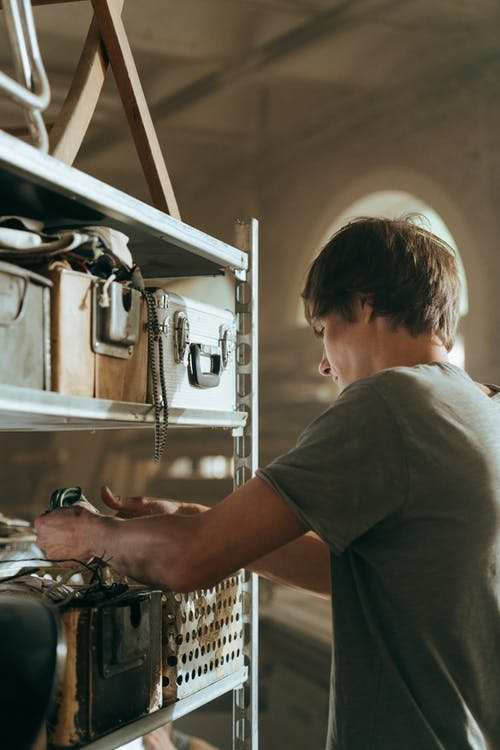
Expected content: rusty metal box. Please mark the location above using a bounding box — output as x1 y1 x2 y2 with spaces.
0 261 51 389
49 267 148 403
162 575 244 704
47 589 162 749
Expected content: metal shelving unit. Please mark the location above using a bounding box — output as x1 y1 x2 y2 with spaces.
82 670 248 750
0 131 248 278
0 384 248 431
0 133 259 750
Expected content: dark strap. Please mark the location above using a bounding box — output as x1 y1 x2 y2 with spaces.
143 290 168 463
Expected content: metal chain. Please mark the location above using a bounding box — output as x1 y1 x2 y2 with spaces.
143 290 168 463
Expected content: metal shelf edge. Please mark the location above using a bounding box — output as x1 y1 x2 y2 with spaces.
0 386 247 431
0 132 248 272
81 668 248 750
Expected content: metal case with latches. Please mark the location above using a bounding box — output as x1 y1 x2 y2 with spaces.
47 589 162 749
147 289 237 414
0 261 51 390
48 267 148 403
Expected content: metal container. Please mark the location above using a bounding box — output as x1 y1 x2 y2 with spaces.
0 260 51 389
49 267 147 402
147 289 237 413
162 574 244 703
47 589 162 749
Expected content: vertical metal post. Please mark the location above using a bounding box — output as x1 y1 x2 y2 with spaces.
233 218 259 750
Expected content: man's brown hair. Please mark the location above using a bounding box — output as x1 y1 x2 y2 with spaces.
302 216 461 351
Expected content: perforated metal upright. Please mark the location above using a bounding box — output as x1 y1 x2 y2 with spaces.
233 219 259 750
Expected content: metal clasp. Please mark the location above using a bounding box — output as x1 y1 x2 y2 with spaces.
173 311 190 364
219 325 235 370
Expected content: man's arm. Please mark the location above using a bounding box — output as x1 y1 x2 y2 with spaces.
35 476 308 592
100 486 331 597
102 488 331 596
249 532 331 598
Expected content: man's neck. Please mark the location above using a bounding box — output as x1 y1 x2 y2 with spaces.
369 325 449 373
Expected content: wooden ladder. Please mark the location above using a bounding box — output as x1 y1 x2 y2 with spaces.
10 0 180 218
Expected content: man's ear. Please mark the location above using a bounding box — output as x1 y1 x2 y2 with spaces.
354 294 375 323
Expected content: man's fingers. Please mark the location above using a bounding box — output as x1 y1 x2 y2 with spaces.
174 503 203 516
100 485 123 509
101 485 151 517
101 486 141 509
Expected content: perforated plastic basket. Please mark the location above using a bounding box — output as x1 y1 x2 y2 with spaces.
162 574 244 702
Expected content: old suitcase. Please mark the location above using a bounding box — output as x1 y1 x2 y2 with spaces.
147 289 237 413
49 267 148 402
0 261 51 389
47 589 162 749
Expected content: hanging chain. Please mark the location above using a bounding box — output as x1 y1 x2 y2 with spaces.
143 290 168 463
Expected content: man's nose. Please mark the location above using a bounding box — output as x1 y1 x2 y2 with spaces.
319 350 331 377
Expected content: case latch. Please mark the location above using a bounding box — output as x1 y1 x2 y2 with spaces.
219 325 235 370
173 311 190 364
92 280 141 359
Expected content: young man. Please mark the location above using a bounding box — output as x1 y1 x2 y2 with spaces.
36 217 500 749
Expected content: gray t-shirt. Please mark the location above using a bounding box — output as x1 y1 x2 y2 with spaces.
258 362 500 750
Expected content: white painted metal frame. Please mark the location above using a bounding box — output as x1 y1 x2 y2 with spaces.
0 0 51 150
81 669 248 750
233 219 259 750
0 384 247 431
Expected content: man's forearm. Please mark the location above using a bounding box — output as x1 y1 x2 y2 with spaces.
249 532 331 598
90 508 331 596
36 477 309 593
87 512 201 590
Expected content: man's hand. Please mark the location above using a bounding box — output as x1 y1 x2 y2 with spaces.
34 504 102 565
101 485 206 518
36 477 308 591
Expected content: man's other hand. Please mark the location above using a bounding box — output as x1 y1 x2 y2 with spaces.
101 485 206 518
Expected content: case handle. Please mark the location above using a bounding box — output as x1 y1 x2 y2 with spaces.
0 275 28 327
188 343 222 388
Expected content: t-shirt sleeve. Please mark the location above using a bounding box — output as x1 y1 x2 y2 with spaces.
256 381 408 554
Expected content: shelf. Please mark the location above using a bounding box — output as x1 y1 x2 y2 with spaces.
80 668 247 750
0 385 247 431
0 132 248 278
0 132 257 746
